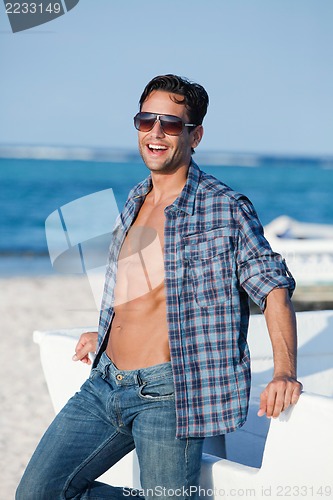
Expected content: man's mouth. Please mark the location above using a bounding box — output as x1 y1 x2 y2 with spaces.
147 144 168 152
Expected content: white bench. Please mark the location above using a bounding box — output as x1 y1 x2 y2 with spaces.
225 309 333 468
33 310 333 497
200 393 333 498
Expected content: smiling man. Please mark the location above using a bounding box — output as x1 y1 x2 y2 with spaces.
17 75 302 499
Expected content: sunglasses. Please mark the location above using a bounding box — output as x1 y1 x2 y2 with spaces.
134 112 197 136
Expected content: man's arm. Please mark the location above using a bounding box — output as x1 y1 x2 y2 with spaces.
258 287 303 418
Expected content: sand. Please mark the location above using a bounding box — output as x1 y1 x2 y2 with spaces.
0 275 100 499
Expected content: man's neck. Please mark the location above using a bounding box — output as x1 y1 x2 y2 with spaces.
149 163 189 205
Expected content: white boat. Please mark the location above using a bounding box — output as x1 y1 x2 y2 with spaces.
264 216 333 285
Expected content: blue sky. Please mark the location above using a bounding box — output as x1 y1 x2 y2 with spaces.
1 0 332 156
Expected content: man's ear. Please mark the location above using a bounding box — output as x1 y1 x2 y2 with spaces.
191 125 204 150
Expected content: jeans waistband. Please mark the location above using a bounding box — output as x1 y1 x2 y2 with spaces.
97 351 173 386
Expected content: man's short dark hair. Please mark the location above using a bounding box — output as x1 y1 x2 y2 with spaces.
139 74 209 126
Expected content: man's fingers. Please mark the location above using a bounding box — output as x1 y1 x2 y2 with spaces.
257 407 266 417
291 381 303 404
258 377 303 418
72 353 91 364
265 389 277 418
258 385 279 418
258 390 268 417
282 380 302 411
282 383 294 412
73 332 98 364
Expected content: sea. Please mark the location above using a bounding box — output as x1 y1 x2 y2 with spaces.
1 149 333 277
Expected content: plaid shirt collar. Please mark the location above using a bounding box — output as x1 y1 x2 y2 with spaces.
128 160 201 216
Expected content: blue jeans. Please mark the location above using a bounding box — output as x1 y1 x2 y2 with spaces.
16 352 204 499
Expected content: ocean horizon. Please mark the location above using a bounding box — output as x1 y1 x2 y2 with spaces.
1 144 333 167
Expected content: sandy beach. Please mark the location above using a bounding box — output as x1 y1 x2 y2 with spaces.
0 274 100 499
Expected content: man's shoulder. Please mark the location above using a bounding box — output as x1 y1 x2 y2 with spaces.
198 167 250 205
195 165 258 219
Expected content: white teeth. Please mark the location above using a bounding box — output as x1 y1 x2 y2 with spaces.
148 144 167 150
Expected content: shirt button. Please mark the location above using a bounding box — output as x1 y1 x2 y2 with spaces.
116 374 123 381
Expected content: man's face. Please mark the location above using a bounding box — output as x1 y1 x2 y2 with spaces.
137 90 203 175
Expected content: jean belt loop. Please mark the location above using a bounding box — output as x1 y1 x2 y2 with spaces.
100 365 107 380
100 354 110 380
136 371 143 386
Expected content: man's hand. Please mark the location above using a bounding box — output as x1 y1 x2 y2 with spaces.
258 375 303 418
72 332 98 365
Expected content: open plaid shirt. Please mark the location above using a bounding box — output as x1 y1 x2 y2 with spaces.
95 161 295 438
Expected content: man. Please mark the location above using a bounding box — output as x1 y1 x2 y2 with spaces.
17 74 302 499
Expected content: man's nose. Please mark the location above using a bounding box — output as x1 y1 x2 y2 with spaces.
151 118 165 137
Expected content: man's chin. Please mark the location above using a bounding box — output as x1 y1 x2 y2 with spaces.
143 159 172 173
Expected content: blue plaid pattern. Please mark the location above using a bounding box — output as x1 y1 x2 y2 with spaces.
95 161 295 438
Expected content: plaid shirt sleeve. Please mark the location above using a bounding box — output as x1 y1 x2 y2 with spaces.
234 195 295 311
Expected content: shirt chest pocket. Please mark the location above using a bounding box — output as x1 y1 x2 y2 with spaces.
183 229 234 308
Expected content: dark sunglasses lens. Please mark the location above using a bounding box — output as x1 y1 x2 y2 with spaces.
160 116 183 135
134 113 184 135
134 113 156 132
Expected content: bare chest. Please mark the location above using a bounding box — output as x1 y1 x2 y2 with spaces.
113 199 168 305
120 199 166 260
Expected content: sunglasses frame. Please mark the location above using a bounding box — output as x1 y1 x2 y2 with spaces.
134 112 198 136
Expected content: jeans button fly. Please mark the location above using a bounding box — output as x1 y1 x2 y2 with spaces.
116 374 123 381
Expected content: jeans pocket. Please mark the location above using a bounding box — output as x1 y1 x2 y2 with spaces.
138 379 175 401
